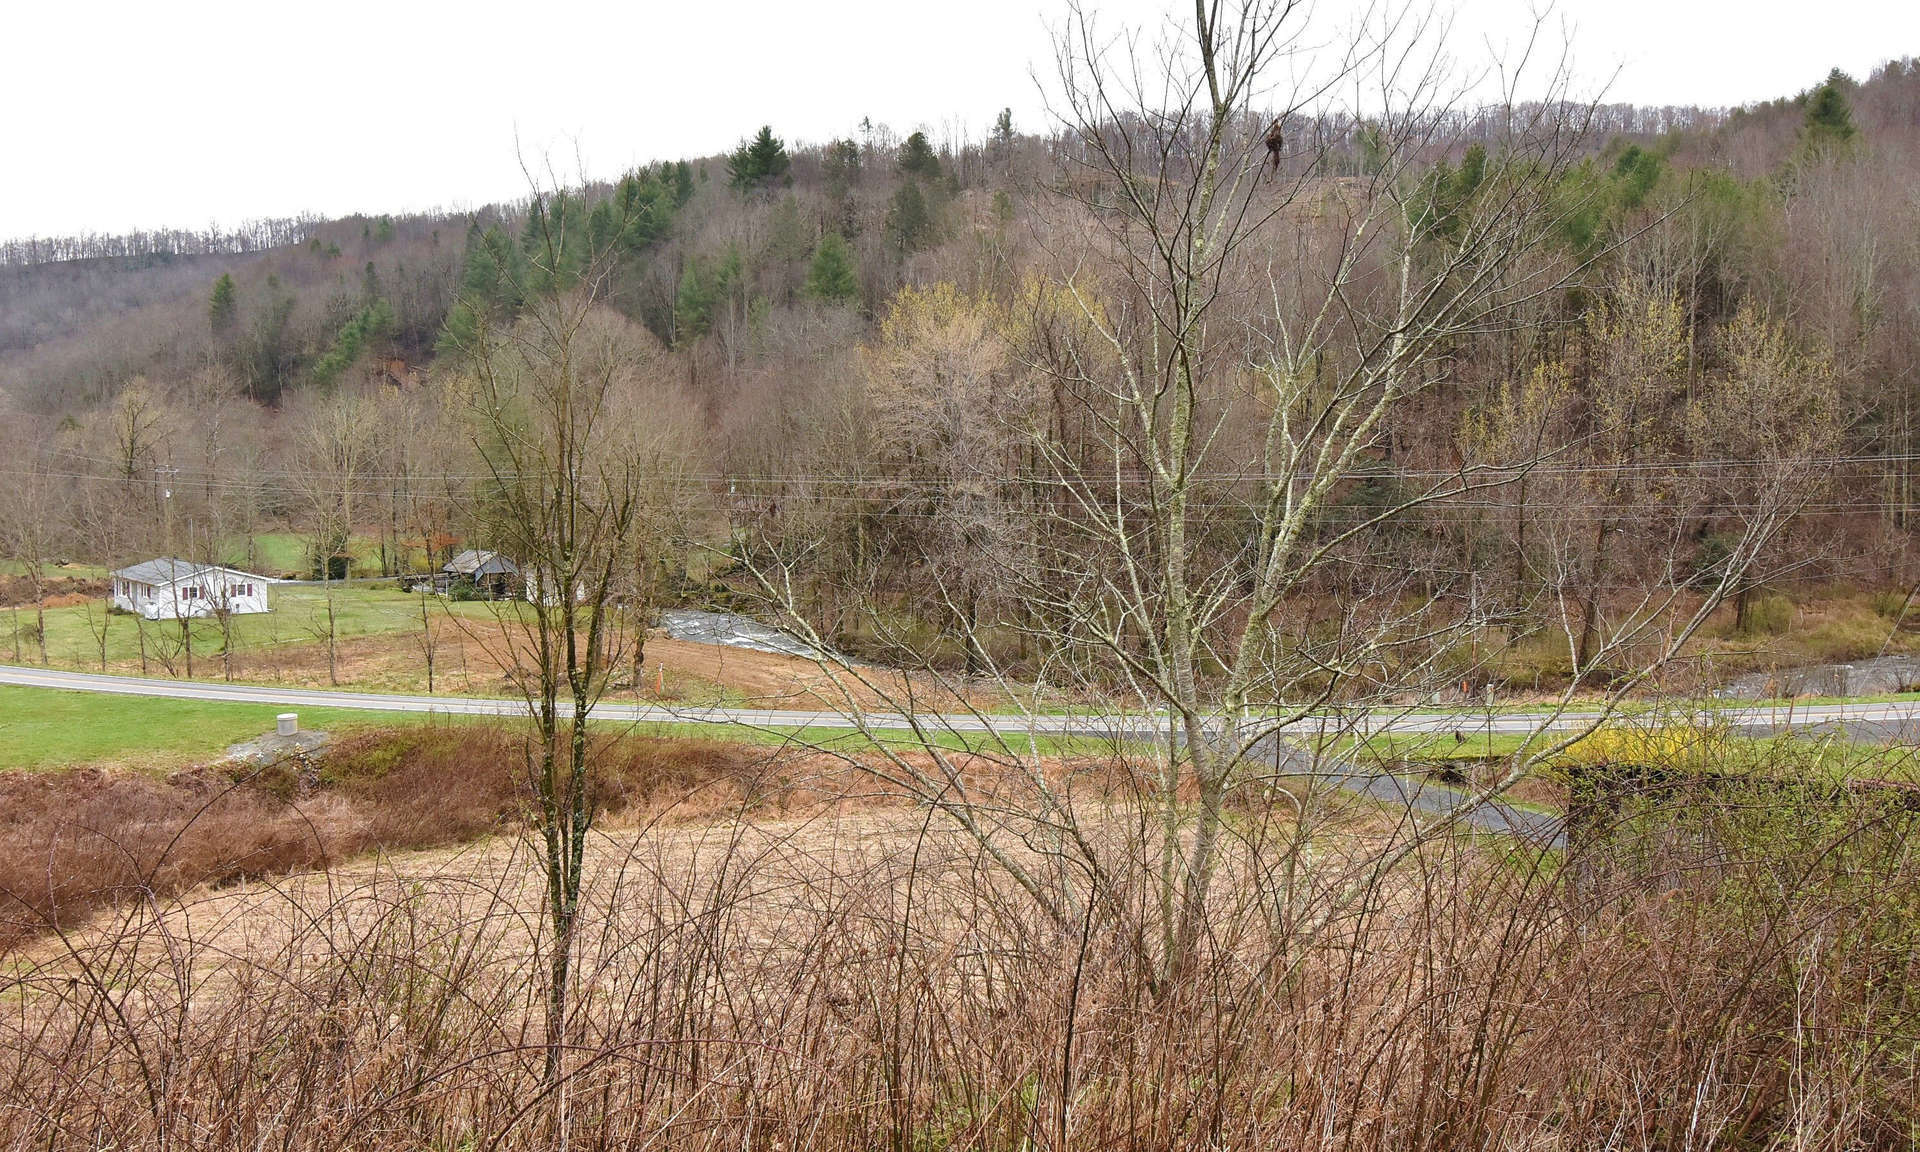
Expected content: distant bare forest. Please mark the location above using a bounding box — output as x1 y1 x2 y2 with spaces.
4 58 1920 685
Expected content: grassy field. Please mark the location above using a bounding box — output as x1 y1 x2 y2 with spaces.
0 560 108 581
219 531 313 577
216 531 424 579
0 684 1114 772
0 685 444 771
1347 724 1920 787
12 583 764 700
21 584 509 671
1344 731 1537 764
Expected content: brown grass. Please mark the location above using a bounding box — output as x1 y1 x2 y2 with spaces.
0 726 779 952
83 613 988 710
1 735 1916 1148
1 782 1914 1149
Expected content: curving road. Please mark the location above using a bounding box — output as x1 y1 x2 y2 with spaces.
9 663 1919 846
7 663 1919 739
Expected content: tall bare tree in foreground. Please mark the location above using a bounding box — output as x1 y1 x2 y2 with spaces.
449 178 696 1140
739 0 1829 983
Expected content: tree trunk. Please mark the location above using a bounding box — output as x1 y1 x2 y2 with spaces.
1577 516 1615 672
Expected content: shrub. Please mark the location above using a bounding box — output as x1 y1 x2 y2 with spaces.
1736 590 1794 636
0 726 772 950
2 770 1916 1149
1873 587 1909 618
1553 722 1737 770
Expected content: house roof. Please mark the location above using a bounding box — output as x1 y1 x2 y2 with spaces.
112 558 266 585
444 549 519 577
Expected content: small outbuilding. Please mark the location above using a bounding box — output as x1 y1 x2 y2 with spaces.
442 549 521 599
111 559 271 621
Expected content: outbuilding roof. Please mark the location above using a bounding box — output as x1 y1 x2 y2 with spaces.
444 549 519 577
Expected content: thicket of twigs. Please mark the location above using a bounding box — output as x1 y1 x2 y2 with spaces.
0 726 764 952
1 747 1914 1150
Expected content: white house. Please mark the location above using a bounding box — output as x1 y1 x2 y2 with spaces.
111 558 271 621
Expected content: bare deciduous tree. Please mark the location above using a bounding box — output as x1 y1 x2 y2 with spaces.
289 387 385 684
735 0 1832 988
0 445 67 667
457 229 695 1132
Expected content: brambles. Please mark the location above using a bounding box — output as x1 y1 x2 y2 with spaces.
0 726 768 952
1 763 1914 1149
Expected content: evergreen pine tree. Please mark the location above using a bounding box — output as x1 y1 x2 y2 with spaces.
805 233 860 303
728 126 792 191
208 273 238 341
899 131 940 178
587 199 617 254
1801 71 1859 151
1457 143 1487 198
438 224 520 357
886 181 935 254
675 255 715 341
520 193 589 294
825 139 861 185
716 244 746 317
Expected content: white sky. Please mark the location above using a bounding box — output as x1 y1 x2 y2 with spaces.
2 0 1915 239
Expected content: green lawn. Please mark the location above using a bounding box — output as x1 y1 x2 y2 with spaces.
1346 725 1920 786
1344 731 1537 764
0 560 108 580
0 685 442 771
25 584 512 672
0 684 1114 773
216 531 427 579
220 531 313 577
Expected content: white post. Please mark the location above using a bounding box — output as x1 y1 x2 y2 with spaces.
276 713 298 737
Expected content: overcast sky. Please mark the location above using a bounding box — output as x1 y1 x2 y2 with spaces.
3 0 1914 239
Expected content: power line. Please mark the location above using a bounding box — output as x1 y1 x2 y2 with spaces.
16 449 1920 491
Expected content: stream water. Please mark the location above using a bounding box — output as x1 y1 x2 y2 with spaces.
658 608 825 660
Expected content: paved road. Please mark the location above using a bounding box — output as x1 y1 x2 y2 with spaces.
0 664 1109 732
11 663 1920 737
1328 765 1564 844
11 663 1919 846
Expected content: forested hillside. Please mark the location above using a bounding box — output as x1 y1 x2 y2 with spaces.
5 58 1920 686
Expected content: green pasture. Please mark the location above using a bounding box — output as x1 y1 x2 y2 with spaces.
217 531 429 579
0 685 439 771
11 583 513 671
0 683 1108 772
